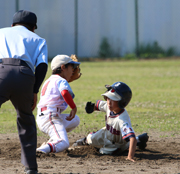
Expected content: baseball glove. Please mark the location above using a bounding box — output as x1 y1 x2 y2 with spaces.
68 54 82 82
85 101 95 114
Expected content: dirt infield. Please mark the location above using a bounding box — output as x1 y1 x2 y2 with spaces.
0 132 180 174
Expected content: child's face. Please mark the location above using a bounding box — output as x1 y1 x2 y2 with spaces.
61 64 74 81
107 98 121 113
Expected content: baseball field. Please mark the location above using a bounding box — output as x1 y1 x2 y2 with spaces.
0 58 180 173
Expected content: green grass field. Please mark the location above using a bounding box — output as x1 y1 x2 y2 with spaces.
0 59 180 137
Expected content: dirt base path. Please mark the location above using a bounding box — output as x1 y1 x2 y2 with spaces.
0 132 180 174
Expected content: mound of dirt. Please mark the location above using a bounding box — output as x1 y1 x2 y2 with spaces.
0 132 180 174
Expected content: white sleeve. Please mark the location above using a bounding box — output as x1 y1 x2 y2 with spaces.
35 39 48 66
57 79 75 98
95 100 107 112
120 120 135 141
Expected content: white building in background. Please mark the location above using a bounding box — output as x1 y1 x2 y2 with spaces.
0 0 180 59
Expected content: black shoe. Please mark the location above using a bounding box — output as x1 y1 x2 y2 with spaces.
72 137 87 147
137 133 149 150
24 168 38 174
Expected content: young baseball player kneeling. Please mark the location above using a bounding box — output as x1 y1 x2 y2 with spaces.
72 82 148 162
36 54 81 153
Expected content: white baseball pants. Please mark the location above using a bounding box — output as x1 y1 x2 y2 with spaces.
36 110 80 153
86 127 129 154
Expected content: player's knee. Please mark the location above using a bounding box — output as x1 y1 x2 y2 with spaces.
75 115 80 126
66 115 80 132
73 115 80 126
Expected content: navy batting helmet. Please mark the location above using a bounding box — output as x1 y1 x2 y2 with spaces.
102 82 132 109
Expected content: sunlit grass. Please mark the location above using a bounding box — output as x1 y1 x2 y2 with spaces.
0 59 180 136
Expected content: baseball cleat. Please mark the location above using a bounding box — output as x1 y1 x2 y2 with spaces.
24 168 38 174
24 170 38 174
36 142 50 154
72 137 87 147
137 133 149 150
36 148 48 154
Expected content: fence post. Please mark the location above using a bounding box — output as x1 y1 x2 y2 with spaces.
135 0 139 57
74 0 78 56
15 0 19 12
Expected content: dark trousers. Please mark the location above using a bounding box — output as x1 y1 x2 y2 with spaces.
0 58 37 169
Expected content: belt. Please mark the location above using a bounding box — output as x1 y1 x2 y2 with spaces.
40 107 61 112
41 107 47 112
0 58 29 68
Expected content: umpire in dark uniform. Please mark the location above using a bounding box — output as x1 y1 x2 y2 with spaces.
0 10 48 174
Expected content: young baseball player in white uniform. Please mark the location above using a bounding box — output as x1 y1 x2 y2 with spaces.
36 54 81 153
72 82 149 162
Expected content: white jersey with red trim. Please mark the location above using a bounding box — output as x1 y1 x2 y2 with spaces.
37 74 74 112
36 74 80 154
96 100 135 145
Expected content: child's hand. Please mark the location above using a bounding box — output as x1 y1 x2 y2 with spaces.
66 107 77 121
126 157 135 162
126 137 137 162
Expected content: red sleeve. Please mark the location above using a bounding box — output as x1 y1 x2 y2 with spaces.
95 100 101 111
61 90 76 109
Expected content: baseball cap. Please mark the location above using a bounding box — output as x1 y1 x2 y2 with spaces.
51 55 80 70
101 88 122 101
12 10 37 29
